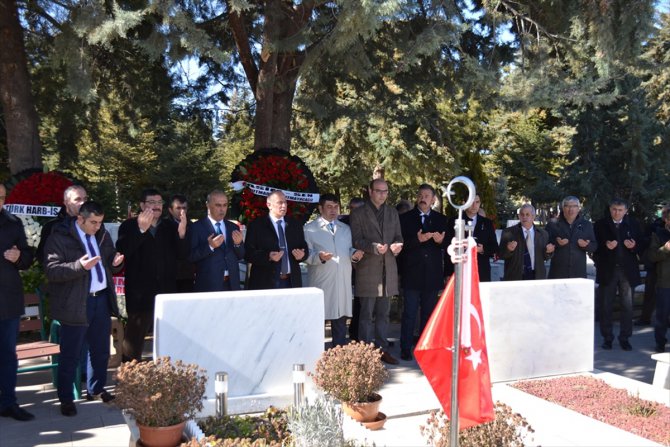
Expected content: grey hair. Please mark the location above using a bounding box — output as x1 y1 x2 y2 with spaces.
63 185 86 202
518 203 536 215
561 196 581 207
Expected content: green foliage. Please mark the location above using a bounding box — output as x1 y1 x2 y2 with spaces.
198 407 289 445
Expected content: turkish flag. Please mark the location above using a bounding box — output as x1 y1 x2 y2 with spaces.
414 237 494 430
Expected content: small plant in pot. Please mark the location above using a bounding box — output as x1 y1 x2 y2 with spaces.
311 341 389 429
115 356 207 447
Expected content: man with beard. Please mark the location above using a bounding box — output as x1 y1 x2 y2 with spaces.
350 178 403 364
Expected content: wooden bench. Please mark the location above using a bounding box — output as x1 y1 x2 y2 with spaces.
16 293 60 378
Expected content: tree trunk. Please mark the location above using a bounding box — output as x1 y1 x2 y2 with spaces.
0 0 43 174
231 0 308 153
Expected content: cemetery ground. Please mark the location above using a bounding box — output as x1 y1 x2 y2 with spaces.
2 319 667 447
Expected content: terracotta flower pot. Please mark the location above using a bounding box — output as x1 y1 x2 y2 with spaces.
137 420 186 447
342 393 382 422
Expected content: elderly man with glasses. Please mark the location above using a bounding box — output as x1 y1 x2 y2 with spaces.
116 188 189 362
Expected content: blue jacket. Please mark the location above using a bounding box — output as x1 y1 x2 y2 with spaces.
189 218 245 291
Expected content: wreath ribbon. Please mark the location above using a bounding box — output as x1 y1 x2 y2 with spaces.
230 181 320 203
4 204 62 217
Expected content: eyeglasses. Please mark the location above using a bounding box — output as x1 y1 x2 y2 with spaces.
144 200 165 206
372 189 389 194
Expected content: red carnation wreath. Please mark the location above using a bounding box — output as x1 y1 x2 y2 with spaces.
6 170 74 206
231 148 318 224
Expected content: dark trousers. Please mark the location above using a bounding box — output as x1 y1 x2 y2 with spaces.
640 269 658 321
275 277 292 289
175 278 194 293
359 296 390 350
0 317 19 410
599 267 633 342
654 287 670 347
400 289 439 352
329 316 348 347
349 296 361 341
58 293 111 403
123 309 154 362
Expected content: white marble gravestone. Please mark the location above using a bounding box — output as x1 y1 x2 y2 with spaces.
153 287 324 414
480 278 594 383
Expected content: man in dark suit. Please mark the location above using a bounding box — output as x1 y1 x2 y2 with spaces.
499 204 555 280
245 191 308 289
398 184 447 361
190 190 245 291
594 198 642 351
445 194 499 281
116 188 189 361
0 183 35 421
168 194 196 292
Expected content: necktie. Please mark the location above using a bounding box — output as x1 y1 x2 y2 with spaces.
328 222 335 234
277 220 290 275
525 230 535 270
421 213 429 232
85 234 104 282
215 222 226 249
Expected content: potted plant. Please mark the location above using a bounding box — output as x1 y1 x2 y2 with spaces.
311 341 389 428
114 356 207 447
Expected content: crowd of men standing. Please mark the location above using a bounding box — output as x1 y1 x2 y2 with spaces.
1 178 669 422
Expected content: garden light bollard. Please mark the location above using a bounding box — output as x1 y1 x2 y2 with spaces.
293 363 306 407
215 371 228 417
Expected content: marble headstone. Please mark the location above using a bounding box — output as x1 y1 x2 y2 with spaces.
154 287 324 413
480 278 594 382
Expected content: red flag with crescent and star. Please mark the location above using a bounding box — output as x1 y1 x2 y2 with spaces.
414 236 495 429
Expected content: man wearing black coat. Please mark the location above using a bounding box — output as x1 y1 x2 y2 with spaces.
445 194 499 282
245 191 308 289
0 184 35 421
116 189 189 361
594 199 642 351
398 184 448 361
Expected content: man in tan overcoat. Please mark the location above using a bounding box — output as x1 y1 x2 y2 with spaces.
350 179 403 364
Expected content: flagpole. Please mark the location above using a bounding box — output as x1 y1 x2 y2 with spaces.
445 176 476 447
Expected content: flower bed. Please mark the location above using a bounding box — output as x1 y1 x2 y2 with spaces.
513 376 670 446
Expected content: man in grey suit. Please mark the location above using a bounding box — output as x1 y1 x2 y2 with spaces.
499 204 555 280
350 179 403 364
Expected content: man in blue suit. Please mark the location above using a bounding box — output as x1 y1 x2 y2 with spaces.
190 190 245 291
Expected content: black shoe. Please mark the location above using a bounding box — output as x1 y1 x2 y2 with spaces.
634 319 651 326
381 351 399 365
60 402 77 417
601 341 612 350
400 350 413 361
655 344 666 353
86 391 115 403
620 340 633 351
0 404 35 421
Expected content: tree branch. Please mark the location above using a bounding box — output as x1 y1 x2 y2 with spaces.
228 9 258 95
